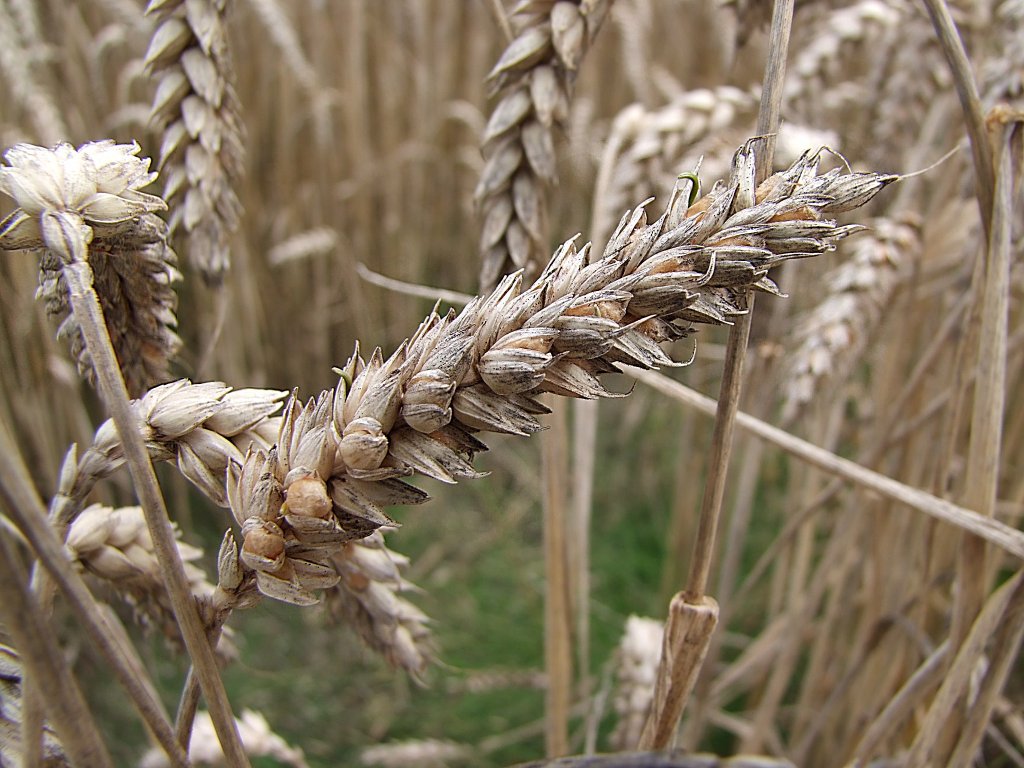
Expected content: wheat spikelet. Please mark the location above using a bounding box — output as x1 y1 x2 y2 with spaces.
145 0 244 284
781 216 920 423
598 88 759 237
360 738 473 767
0 644 69 767
477 0 612 290
140 708 309 767
223 143 895 611
325 529 433 678
0 141 182 397
65 503 215 636
610 615 664 751
266 227 339 266
51 379 286 526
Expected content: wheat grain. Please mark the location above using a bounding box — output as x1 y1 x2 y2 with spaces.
477 0 612 290
145 0 244 284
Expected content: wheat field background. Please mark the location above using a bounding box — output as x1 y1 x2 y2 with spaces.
0 0 1022 766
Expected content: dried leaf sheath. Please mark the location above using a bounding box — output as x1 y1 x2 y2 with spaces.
225 144 896 608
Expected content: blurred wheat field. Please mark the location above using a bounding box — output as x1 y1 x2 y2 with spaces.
0 0 1022 767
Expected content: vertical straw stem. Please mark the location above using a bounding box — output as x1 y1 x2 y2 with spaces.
686 0 793 600
951 115 1019 646
638 1 795 750
60 256 251 768
542 403 573 757
920 0 994 234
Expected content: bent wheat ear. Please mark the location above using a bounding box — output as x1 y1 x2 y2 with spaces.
224 143 895 611
145 0 244 284
0 141 181 397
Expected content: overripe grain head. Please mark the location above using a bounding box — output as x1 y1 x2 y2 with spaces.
0 141 181 397
781 216 921 423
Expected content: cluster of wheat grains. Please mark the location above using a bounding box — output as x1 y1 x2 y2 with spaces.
0 0 1022 766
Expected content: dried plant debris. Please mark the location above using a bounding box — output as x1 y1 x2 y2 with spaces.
145 0 244 284
0 141 181 397
477 0 612 290
221 143 895 614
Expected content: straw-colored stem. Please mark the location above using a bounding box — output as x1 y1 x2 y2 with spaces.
629 368 1024 560
61 259 250 768
951 117 1017 647
636 593 719 750
176 619 229 747
542 401 573 757
905 569 1024 767
687 0 793 599
948 569 1024 768
848 641 950 765
0 534 114 768
920 0 994 233
571 397 597 741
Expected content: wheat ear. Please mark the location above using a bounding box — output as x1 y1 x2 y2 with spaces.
609 616 665 751
223 142 895 612
477 0 612 290
145 0 244 284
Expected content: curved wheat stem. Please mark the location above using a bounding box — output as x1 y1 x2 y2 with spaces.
145 0 244 284
477 0 612 290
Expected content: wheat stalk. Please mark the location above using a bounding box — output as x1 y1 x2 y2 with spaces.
477 0 612 290
145 0 244 284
